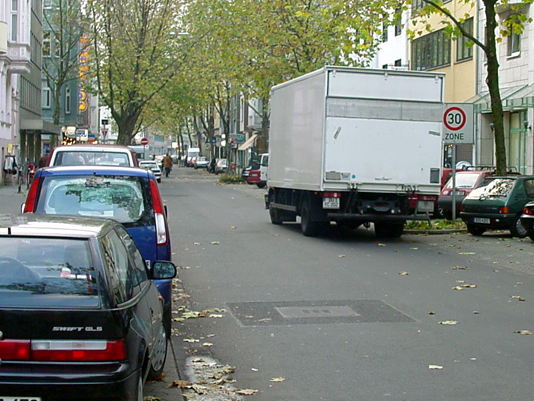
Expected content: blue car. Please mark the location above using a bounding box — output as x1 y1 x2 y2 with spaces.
23 166 173 334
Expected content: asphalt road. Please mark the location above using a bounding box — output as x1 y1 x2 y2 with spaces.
161 167 534 401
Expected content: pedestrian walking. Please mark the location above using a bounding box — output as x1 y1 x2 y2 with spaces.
163 153 173 177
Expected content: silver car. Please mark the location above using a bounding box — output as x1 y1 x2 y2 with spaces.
139 160 162 183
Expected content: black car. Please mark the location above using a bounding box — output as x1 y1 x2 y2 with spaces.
0 215 176 401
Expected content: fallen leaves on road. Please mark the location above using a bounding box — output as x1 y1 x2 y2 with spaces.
170 380 191 389
270 377 286 382
410 247 419 250
428 365 444 370
458 252 476 255
452 283 477 290
511 296 526 302
143 396 161 401
515 330 533 335
210 241 221 245
399 271 409 276
202 342 214 347
377 243 386 247
237 389 259 395
439 320 458 325
451 265 469 270
428 311 436 315
338 254 346 258
183 338 200 343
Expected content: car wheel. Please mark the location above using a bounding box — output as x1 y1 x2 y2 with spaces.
510 217 528 238
467 224 485 236
157 178 161 183
257 182 266 188
147 323 167 379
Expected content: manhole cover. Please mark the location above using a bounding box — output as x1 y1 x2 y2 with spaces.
227 300 413 326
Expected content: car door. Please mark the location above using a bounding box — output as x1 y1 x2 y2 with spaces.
101 230 155 349
115 226 163 346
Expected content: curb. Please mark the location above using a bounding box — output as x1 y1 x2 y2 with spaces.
405 229 467 235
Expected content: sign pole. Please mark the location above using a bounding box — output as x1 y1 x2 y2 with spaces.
452 145 457 221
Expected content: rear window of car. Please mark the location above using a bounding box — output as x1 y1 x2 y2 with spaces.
54 151 131 167
445 173 481 189
35 175 151 224
466 178 516 200
0 237 101 308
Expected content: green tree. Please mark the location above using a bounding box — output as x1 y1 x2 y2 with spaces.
42 0 84 127
411 0 533 175
86 0 187 144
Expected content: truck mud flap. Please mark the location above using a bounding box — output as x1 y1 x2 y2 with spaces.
270 202 298 213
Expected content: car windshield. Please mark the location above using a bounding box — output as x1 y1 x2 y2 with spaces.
36 175 148 224
466 178 516 200
55 151 130 167
445 173 481 189
0 237 100 308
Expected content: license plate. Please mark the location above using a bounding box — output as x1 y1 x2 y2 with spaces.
0 398 41 401
452 191 465 196
417 200 435 213
473 217 490 224
323 197 340 209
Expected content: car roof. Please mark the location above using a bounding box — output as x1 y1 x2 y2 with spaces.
52 144 135 152
0 214 115 238
36 165 151 177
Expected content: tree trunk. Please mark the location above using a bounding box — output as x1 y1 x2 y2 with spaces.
116 114 140 145
53 85 62 127
484 3 506 175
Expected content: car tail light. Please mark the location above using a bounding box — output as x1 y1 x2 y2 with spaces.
23 177 41 213
149 179 168 245
31 340 126 362
523 207 534 215
499 206 510 214
0 340 31 360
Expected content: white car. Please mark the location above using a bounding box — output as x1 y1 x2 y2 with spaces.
139 160 162 182
48 145 138 167
194 156 209 169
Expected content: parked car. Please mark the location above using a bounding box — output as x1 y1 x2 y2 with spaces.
22 166 174 334
47 144 139 167
246 169 266 188
520 201 534 240
460 175 534 237
215 158 228 174
194 156 209 169
139 160 162 183
0 214 176 401
438 170 495 219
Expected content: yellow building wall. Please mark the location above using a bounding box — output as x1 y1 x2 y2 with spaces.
410 0 477 102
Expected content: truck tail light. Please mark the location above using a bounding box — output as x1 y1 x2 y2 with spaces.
23 177 42 213
499 206 510 214
322 192 341 198
31 340 126 362
523 207 534 215
150 179 168 245
0 340 31 360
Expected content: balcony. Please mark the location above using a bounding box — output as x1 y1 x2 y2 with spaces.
4 41 31 74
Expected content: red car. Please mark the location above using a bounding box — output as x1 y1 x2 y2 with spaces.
246 169 266 188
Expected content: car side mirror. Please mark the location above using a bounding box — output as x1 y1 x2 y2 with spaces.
151 260 176 280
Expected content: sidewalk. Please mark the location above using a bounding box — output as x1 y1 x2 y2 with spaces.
0 182 28 215
145 341 184 400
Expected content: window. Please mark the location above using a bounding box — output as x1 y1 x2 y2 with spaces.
382 23 388 42
394 12 402 36
42 87 51 108
457 18 473 61
101 231 134 304
11 0 18 42
382 64 388 69
394 59 402 66
525 180 534 198
507 31 521 56
43 32 51 57
116 226 147 287
65 87 71 114
411 29 451 70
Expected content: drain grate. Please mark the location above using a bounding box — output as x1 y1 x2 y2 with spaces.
227 300 413 326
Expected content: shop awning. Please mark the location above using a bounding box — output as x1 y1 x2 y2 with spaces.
238 134 258 151
469 85 529 113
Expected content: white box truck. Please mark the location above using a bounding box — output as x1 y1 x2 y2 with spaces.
265 66 445 237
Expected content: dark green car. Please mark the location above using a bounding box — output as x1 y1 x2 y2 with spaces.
460 175 534 237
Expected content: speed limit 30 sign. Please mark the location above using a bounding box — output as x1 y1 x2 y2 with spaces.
443 103 474 144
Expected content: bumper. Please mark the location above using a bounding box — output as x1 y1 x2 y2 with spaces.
326 213 429 222
460 212 516 228
0 367 138 401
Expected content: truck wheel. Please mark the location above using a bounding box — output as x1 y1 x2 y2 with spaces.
510 217 527 238
269 207 283 224
466 224 485 236
374 222 404 238
301 202 324 236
